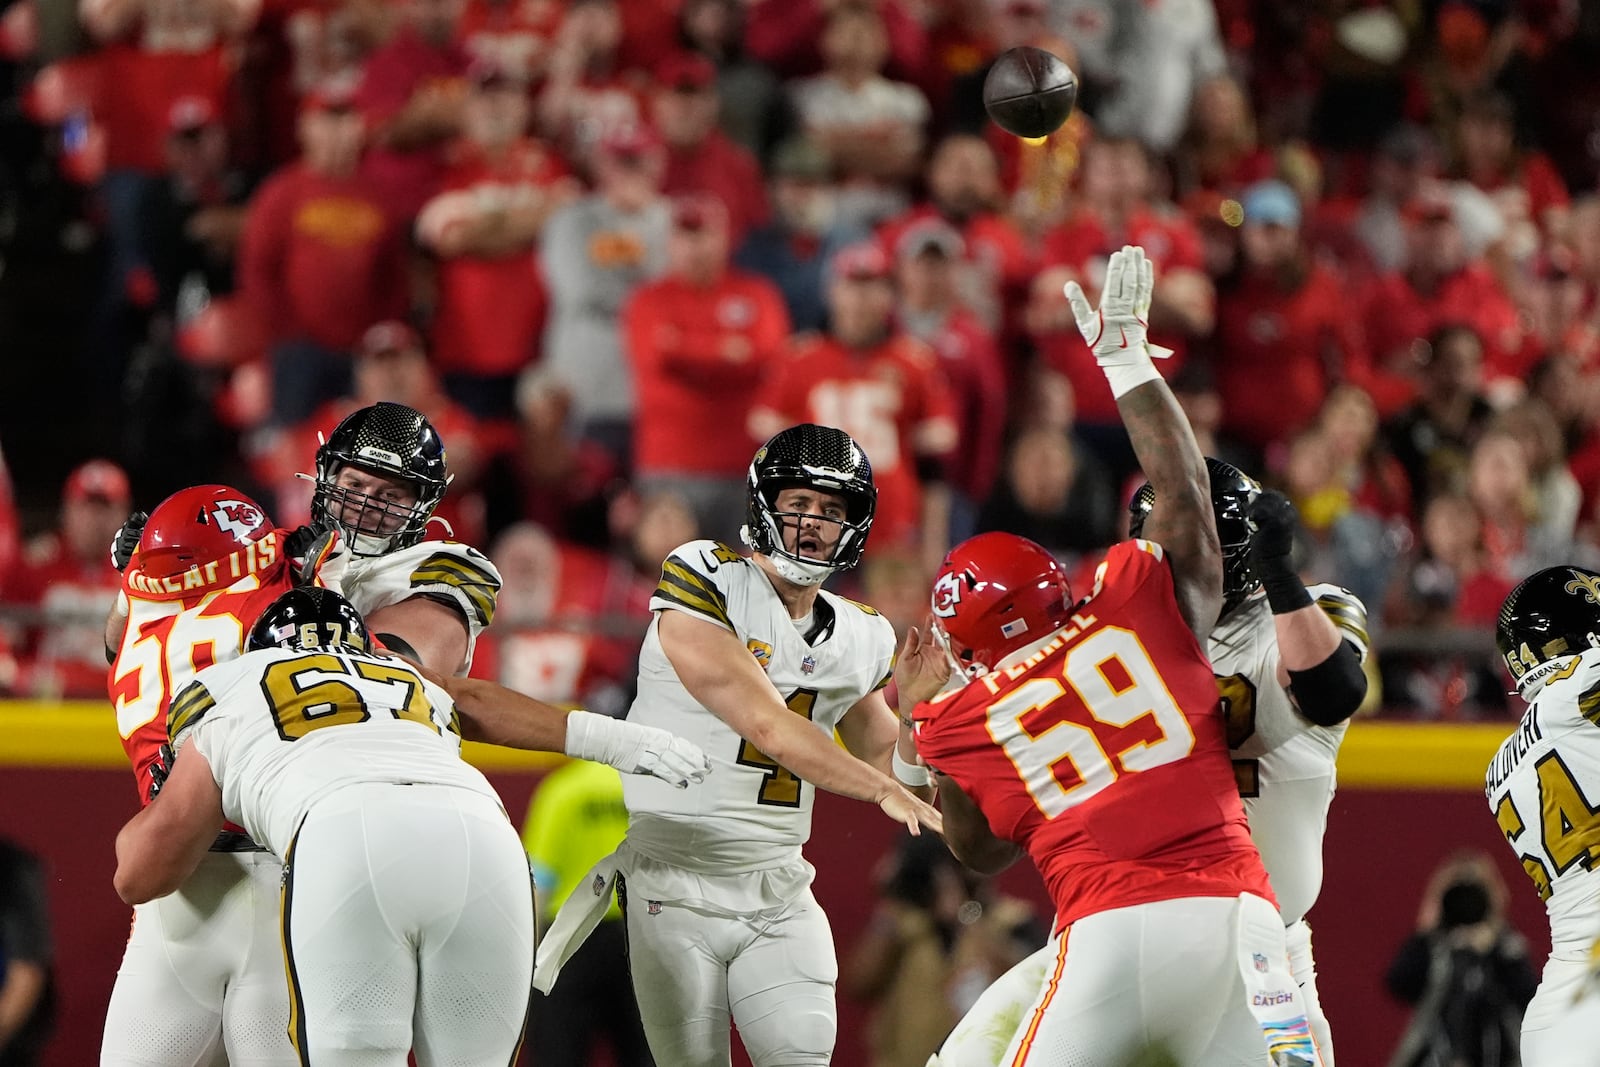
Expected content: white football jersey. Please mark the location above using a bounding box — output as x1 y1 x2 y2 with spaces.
1486 647 1600 960
340 540 501 671
171 646 499 858
1209 584 1369 926
621 540 897 860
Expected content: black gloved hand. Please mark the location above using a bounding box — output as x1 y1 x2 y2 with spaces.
1247 491 1298 571
1247 490 1312 613
283 524 322 565
110 509 149 572
148 743 175 802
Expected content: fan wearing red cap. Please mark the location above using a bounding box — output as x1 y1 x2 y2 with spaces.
416 56 580 420
6 460 130 698
623 195 791 543
651 50 770 244
747 240 958 557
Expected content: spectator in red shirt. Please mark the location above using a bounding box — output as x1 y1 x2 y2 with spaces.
1171 73 1278 200
1358 187 1528 411
651 50 769 245
239 82 410 429
355 0 471 218
892 218 1006 542
624 195 791 546
259 320 489 548
416 59 580 421
878 133 1031 340
457 0 564 84
536 0 648 173
1213 179 1366 462
8 460 128 698
748 241 959 563
1453 89 1571 250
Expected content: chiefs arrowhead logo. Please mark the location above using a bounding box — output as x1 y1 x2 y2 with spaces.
932 572 963 619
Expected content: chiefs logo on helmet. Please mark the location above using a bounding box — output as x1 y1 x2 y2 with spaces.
209 500 263 539
932 571 963 619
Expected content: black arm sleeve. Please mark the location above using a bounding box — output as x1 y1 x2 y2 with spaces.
375 633 421 662
1286 639 1368 728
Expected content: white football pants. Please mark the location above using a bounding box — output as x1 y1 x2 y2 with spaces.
1520 955 1600 1066
621 876 838 1067
281 782 535 1067
101 849 293 1066
935 894 1318 1067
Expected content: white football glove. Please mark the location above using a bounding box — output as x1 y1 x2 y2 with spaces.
564 711 712 788
1062 244 1174 398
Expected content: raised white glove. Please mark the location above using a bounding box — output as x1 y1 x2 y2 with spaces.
563 711 712 788
1062 244 1174 399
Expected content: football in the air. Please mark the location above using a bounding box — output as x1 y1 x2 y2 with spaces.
982 46 1078 139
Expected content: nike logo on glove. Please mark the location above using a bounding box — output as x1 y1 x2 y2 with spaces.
1118 326 1129 349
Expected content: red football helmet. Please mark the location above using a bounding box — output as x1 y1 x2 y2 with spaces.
136 485 272 586
931 532 1074 677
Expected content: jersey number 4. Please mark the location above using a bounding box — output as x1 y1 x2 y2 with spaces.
986 627 1198 819
736 688 819 807
1494 752 1600 900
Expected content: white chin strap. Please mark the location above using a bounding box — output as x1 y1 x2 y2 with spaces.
741 523 839 587
770 553 835 587
344 527 398 557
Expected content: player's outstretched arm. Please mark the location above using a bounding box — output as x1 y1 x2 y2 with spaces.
936 774 1024 875
113 746 224 905
1065 245 1221 636
659 610 943 835
1250 491 1368 726
435 673 712 788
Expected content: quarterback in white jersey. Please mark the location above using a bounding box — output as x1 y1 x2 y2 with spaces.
1486 565 1600 1065
533 424 941 1067
933 462 1370 1067
113 588 709 1066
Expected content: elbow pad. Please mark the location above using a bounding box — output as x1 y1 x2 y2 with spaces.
1287 640 1367 727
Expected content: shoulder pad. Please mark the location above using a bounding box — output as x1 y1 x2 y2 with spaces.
1308 584 1369 659
361 541 502 632
652 540 745 631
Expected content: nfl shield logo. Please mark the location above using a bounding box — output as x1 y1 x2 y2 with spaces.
591 873 605 896
801 655 816 674
1252 953 1269 973
647 901 662 916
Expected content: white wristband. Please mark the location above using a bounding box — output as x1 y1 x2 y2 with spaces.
562 710 613 763
1101 353 1164 399
892 748 932 787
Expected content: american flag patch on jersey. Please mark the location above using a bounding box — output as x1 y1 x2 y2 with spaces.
1000 618 1029 639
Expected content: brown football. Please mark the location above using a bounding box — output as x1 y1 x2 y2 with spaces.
982 45 1078 139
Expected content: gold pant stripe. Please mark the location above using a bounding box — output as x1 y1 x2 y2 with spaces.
279 822 310 1066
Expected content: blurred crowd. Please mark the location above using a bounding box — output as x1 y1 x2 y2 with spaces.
3 0 1600 718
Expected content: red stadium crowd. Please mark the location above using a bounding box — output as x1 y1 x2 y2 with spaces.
2 0 1600 720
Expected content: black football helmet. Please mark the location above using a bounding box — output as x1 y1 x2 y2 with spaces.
310 402 449 557
247 588 373 654
1497 566 1600 698
744 424 877 586
1128 457 1262 618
